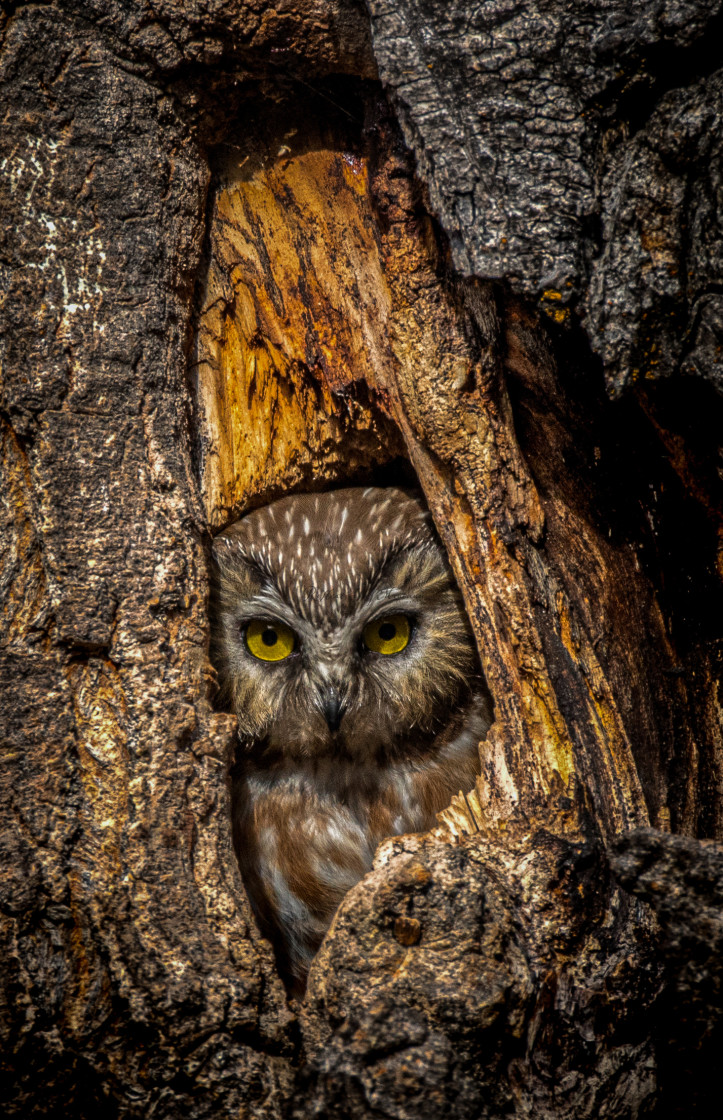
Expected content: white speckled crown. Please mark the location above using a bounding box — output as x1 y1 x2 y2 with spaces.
215 487 436 629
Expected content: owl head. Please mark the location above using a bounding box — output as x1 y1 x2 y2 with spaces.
211 487 481 765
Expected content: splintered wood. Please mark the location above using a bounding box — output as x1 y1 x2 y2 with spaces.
194 128 400 529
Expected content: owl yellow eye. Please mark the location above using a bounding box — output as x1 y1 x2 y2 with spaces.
245 619 296 662
362 614 411 656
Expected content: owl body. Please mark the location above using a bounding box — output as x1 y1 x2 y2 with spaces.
212 488 491 985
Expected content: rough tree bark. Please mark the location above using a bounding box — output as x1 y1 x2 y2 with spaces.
1 2 722 1118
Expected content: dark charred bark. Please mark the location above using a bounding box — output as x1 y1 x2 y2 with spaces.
1 2 722 1118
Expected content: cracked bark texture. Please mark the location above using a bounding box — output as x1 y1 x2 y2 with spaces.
1 2 722 1118
366 0 723 395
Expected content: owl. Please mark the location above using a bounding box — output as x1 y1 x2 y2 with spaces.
211 487 492 989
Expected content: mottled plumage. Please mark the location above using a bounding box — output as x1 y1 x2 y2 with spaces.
211 487 491 988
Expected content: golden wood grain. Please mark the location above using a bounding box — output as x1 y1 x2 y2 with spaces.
194 142 400 528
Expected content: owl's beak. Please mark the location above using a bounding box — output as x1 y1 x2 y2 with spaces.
321 686 345 732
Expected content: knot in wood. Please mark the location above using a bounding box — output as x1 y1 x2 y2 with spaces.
393 916 422 946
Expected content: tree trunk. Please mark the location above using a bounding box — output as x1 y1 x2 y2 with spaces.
1 2 722 1117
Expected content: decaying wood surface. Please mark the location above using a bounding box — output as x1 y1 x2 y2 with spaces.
194 100 401 528
2 2 722 1118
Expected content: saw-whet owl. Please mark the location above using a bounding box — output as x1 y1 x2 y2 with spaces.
211 487 492 987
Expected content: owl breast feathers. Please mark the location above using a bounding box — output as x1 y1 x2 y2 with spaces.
211 487 491 987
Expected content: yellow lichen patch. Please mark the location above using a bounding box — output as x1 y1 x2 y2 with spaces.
540 290 570 324
554 581 648 829
0 423 48 644
194 138 400 528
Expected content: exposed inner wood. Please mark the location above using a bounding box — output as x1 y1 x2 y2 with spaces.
193 106 402 530
192 92 700 849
